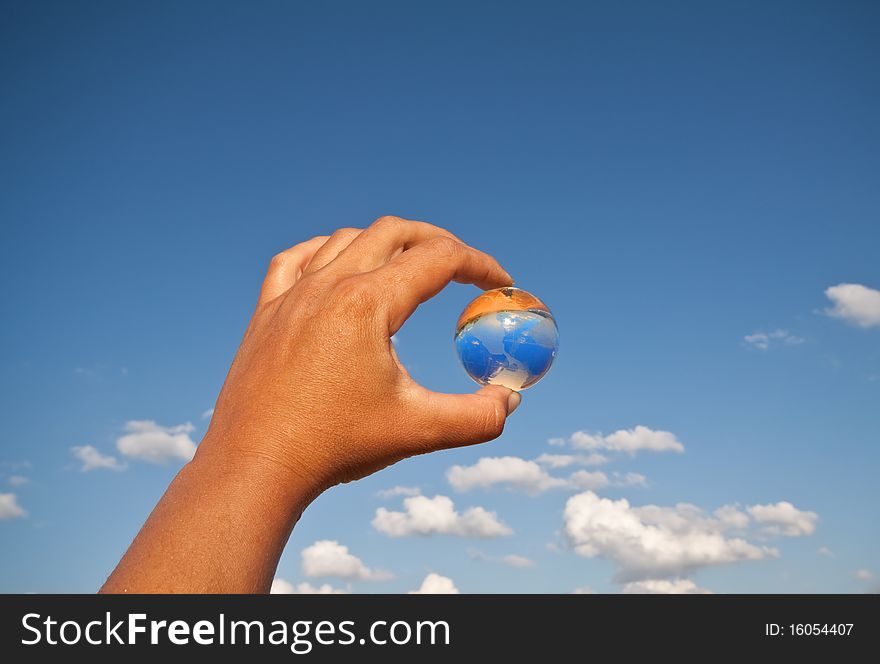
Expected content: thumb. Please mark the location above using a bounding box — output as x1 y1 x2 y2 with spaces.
415 385 521 452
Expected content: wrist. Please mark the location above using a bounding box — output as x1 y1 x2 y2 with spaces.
191 431 326 518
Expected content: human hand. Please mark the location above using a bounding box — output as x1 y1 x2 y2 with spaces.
198 216 521 497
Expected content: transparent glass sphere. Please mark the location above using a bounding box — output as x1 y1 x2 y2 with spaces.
454 287 558 391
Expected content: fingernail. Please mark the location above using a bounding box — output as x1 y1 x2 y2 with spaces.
507 391 522 415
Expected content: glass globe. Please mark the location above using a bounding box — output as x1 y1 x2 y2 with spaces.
454 287 558 391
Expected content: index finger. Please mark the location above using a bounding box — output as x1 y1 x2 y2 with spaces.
377 236 513 333
331 216 463 275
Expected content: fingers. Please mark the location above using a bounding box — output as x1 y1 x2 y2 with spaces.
303 227 363 274
378 236 513 333
331 216 462 274
410 385 521 452
258 235 329 305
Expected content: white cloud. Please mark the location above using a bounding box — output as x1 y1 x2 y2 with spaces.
372 495 512 538
817 546 834 557
534 453 608 468
622 579 712 594
270 578 346 594
376 486 421 499
7 475 28 487
502 554 536 568
855 569 874 582
569 426 684 455
568 470 610 490
571 586 595 594
568 431 604 449
448 456 646 495
0 493 26 520
534 454 577 468
713 505 750 530
409 573 459 594
71 445 126 472
825 283 880 328
468 549 536 568
614 472 648 487
116 420 197 464
548 437 567 447
747 502 818 536
447 457 569 495
743 333 770 351
563 491 778 581
300 540 392 581
201 408 214 420
744 329 805 350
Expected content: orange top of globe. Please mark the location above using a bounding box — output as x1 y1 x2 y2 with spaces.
455 287 551 333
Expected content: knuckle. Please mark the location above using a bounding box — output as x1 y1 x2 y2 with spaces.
427 235 463 259
268 252 288 270
372 215 405 232
331 227 359 240
480 401 507 441
489 400 508 437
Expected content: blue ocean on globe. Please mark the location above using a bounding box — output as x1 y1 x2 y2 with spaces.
455 309 558 390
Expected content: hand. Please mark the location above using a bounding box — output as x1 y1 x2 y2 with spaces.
200 216 520 496
101 216 521 593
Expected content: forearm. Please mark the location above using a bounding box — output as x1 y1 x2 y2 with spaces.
100 441 316 594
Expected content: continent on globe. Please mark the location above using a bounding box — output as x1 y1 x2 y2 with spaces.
454 287 558 391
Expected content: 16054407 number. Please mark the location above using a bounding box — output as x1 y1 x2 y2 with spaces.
765 623 854 636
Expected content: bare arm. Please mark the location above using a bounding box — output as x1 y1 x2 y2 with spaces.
100 217 520 593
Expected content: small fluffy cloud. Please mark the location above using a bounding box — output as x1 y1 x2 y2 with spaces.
569 426 684 455
713 505 750 530
7 475 28 487
372 495 512 538
301 540 392 581
825 283 880 328
614 472 648 487
201 408 214 420
563 491 778 581
469 549 536 568
817 546 834 557
447 457 644 495
0 493 25 520
71 445 126 472
744 329 805 350
376 486 421 499
568 470 610 490
622 579 712 594
502 554 536 568
409 573 459 594
747 502 818 536
116 420 197 464
447 457 569 495
854 569 874 582
571 586 595 594
270 578 346 594
534 453 608 468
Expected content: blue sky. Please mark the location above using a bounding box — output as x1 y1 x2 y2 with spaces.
1 0 878 594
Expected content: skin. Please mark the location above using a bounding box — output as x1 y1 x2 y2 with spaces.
100 216 520 593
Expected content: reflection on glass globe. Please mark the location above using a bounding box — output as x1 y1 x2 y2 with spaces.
454 287 558 391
